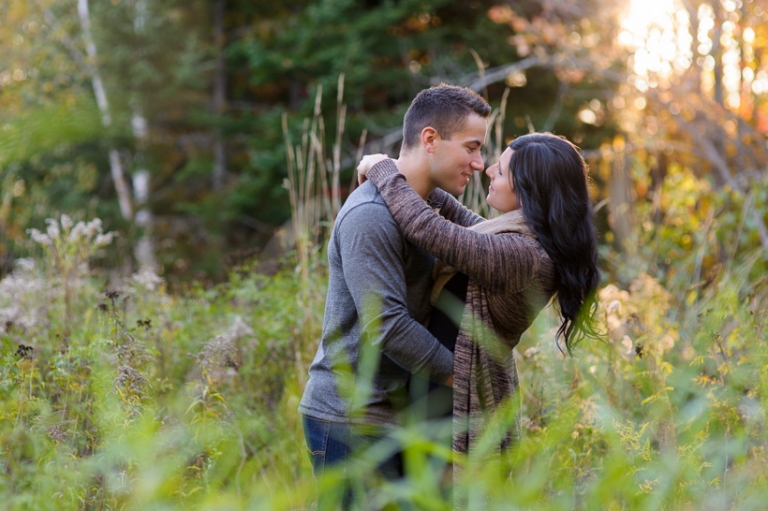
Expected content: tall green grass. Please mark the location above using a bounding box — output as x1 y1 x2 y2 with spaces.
3 207 767 510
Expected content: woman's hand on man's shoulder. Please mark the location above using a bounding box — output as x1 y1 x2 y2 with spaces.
357 154 390 185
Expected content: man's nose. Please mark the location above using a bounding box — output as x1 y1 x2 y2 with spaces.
471 155 484 171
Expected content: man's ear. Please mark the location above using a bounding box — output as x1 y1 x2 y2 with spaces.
421 127 439 153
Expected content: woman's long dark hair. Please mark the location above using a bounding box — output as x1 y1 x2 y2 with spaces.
507 133 600 352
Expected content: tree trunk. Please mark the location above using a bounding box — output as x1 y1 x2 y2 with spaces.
77 0 133 220
683 0 701 92
212 0 227 190
705 0 729 189
738 0 747 110
711 0 724 106
131 109 158 273
130 0 157 273
737 1 758 127
753 48 762 126
608 137 635 255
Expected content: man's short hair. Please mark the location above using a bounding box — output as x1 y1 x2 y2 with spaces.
402 83 491 150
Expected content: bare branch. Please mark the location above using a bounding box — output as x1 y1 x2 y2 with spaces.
542 81 569 132
462 56 546 91
669 111 768 249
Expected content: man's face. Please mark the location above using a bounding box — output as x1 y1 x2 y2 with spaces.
428 113 487 195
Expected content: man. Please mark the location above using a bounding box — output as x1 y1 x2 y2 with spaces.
299 84 490 485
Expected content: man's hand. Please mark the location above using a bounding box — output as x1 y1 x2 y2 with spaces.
357 154 390 185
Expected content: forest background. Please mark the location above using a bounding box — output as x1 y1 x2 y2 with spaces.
1 0 768 509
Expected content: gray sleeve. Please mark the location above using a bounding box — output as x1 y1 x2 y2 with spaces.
336 202 453 383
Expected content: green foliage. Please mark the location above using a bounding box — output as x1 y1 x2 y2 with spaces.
1 222 325 509
2 0 630 280
2 205 768 509
0 100 101 167
227 0 622 230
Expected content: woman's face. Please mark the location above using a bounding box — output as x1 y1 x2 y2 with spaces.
485 147 519 213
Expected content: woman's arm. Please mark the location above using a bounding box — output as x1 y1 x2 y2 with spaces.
427 188 484 228
358 156 483 227
367 160 539 294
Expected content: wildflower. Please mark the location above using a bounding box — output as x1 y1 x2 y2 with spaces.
114 364 150 395
95 232 118 247
197 334 239 377
196 316 257 383
27 228 52 246
86 218 103 237
47 426 68 443
116 332 154 368
228 316 254 339
131 269 164 291
0 261 44 333
15 344 34 359
45 218 60 239
13 258 35 273
69 221 87 242
621 335 633 356
26 216 117 284
60 214 73 231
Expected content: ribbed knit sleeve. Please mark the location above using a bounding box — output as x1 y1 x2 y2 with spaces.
367 160 540 295
428 188 484 228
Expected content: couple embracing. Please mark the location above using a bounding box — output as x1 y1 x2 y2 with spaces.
298 84 600 503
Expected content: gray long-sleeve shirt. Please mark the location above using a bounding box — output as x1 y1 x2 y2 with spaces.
299 181 454 426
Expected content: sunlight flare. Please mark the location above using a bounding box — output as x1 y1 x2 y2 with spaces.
619 0 691 89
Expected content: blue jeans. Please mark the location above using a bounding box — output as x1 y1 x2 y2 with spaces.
302 415 404 509
302 415 403 479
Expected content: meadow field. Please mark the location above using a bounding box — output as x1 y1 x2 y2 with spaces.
2 178 767 510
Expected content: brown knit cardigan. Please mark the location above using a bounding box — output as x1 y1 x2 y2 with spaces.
367 160 557 463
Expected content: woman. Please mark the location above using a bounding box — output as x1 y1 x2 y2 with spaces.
357 132 600 466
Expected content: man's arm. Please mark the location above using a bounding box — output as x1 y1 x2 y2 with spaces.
336 200 453 384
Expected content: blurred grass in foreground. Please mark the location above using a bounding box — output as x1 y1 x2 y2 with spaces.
1 208 767 510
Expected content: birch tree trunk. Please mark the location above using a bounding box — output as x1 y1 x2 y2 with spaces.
77 0 133 221
131 109 158 273
130 0 158 272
